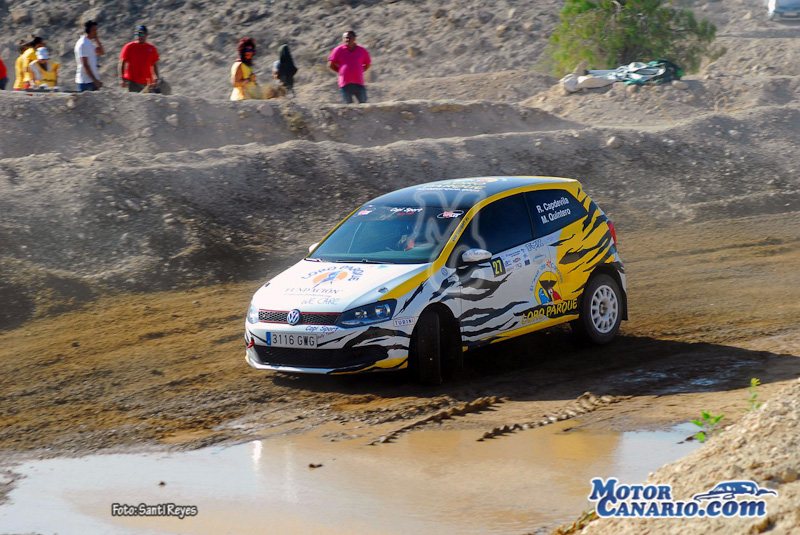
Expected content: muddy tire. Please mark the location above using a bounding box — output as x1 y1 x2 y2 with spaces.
571 273 622 345
412 309 443 385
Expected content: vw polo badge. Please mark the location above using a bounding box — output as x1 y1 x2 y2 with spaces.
287 309 302 325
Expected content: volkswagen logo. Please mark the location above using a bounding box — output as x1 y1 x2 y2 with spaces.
286 309 302 326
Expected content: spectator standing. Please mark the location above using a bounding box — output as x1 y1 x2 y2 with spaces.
74 20 105 92
14 37 45 90
273 44 298 93
0 53 7 90
230 37 258 100
28 47 60 89
119 25 160 93
328 30 371 104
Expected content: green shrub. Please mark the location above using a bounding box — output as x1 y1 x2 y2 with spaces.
547 0 720 75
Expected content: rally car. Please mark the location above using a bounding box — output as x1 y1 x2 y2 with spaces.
245 176 627 384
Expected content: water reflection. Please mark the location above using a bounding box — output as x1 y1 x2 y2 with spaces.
1 422 699 535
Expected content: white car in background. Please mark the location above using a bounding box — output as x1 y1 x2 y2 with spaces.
768 0 800 19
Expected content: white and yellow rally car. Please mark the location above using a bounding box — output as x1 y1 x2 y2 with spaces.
245 177 626 384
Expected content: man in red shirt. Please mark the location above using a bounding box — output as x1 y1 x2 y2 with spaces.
119 25 160 93
328 30 371 104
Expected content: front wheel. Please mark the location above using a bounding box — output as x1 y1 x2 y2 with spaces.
412 309 443 385
571 273 622 344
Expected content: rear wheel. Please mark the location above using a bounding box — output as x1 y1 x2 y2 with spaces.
412 309 443 385
571 273 622 344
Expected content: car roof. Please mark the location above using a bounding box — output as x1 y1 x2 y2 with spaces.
365 176 579 210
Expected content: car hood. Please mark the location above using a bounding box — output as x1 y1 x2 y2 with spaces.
251 260 430 312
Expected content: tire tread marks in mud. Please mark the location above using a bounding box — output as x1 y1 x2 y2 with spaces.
370 396 503 445
476 392 630 441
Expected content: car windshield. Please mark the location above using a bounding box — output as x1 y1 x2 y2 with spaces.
778 0 800 7
309 204 466 264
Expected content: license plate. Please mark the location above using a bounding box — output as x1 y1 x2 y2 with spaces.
266 332 318 348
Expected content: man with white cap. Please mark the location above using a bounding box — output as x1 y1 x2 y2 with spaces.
27 47 60 89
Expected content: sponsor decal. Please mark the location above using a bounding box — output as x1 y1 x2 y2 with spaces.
393 317 416 327
494 249 529 275
531 260 563 305
520 298 578 325
357 209 374 216
303 266 365 288
300 296 340 306
450 215 472 242
284 286 341 296
534 273 561 305
525 233 560 252
437 210 464 219
390 207 424 216
589 478 776 518
419 178 503 192
306 325 339 334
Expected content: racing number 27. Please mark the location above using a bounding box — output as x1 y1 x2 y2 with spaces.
491 258 506 277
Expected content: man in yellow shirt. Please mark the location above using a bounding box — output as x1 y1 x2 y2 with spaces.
13 36 45 90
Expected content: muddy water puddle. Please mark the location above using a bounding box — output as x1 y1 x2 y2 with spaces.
1 422 699 535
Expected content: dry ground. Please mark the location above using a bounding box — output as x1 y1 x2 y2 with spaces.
2 215 799 456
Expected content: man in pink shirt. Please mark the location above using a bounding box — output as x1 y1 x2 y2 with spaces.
328 30 371 104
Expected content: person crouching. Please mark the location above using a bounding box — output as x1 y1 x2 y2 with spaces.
28 47 61 90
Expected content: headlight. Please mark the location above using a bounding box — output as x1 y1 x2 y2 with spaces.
247 302 260 324
336 300 396 327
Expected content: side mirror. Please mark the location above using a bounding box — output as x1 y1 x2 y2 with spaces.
308 242 320 253
461 248 491 264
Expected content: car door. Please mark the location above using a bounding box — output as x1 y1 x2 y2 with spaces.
524 189 590 317
450 193 537 346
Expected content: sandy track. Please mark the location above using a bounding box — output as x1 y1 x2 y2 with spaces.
1 212 798 459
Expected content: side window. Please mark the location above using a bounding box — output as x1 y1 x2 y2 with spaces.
450 194 533 263
525 190 589 237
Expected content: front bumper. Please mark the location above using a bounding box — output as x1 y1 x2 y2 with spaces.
771 8 800 17
244 323 409 374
